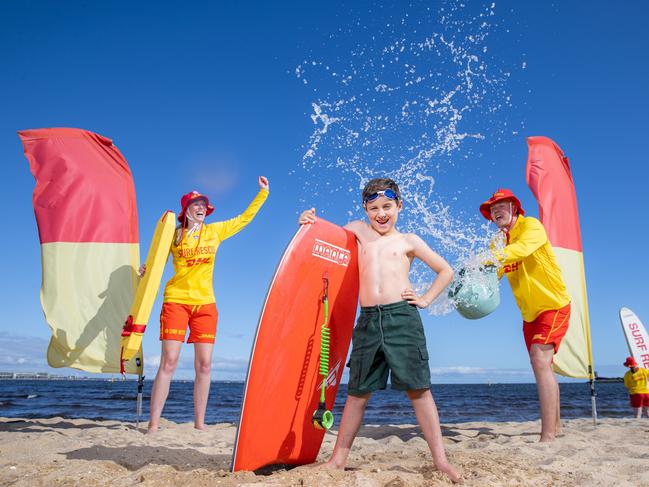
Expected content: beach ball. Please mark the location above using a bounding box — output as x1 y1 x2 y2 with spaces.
448 265 500 320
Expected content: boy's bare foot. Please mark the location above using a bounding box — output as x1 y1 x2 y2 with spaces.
145 425 158 435
437 462 463 484
539 433 555 442
313 459 345 470
194 424 207 431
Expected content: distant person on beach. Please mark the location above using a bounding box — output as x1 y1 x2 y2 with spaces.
479 188 570 442
622 356 649 419
145 176 269 433
299 178 461 483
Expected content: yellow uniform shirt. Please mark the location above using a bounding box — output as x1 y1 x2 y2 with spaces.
624 368 649 395
163 189 268 305
493 215 570 322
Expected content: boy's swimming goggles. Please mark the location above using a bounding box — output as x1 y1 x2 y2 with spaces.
364 188 399 203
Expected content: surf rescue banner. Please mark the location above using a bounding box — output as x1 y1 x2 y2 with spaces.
619 307 649 369
19 128 142 375
526 136 594 379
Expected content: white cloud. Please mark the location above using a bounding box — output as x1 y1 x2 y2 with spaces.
428 365 535 383
1 332 621 384
430 365 531 376
141 350 249 381
0 332 50 372
0 332 250 380
183 151 241 196
431 366 484 375
192 165 239 195
145 354 161 368
427 364 625 383
213 356 249 373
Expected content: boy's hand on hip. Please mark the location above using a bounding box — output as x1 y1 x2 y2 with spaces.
401 288 429 308
298 208 317 225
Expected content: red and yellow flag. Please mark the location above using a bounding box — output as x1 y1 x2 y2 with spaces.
19 128 142 375
526 136 594 379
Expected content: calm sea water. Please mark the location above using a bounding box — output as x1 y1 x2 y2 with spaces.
0 380 631 425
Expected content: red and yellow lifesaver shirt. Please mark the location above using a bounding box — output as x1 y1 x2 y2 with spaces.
624 368 649 395
163 189 268 305
492 215 570 322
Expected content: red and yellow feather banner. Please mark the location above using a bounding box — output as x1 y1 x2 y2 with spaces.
526 135 594 379
19 128 142 375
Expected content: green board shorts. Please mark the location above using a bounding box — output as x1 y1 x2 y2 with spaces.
347 300 431 396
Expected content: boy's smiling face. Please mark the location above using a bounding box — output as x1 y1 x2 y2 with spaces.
364 195 402 235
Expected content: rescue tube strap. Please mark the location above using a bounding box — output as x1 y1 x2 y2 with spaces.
121 315 147 336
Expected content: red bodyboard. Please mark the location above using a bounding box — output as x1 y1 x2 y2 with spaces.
232 219 359 471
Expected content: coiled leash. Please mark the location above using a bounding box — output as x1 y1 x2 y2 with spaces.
312 274 334 430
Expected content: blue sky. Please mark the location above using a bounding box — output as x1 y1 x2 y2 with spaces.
1 1 648 384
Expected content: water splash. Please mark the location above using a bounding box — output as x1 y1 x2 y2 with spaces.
295 1 518 314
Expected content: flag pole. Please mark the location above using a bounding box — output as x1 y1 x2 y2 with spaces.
134 354 144 431
588 366 597 425
136 373 144 430
584 282 596 425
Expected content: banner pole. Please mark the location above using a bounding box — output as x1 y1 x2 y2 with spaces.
589 366 597 425
136 373 144 430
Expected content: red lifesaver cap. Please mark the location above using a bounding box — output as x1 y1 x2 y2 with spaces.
178 191 214 222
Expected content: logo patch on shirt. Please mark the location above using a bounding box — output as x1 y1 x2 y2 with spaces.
312 239 351 267
503 262 520 273
533 334 545 340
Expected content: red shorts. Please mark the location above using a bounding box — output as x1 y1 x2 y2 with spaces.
523 303 571 353
160 302 218 344
630 393 649 408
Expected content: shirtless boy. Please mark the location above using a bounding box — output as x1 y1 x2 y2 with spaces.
299 178 461 483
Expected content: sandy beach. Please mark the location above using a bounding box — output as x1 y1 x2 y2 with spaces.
1 416 648 486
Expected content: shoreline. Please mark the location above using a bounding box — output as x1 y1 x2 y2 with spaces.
0 376 624 383
2 416 648 486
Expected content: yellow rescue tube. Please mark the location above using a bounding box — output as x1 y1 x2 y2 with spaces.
120 211 176 372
